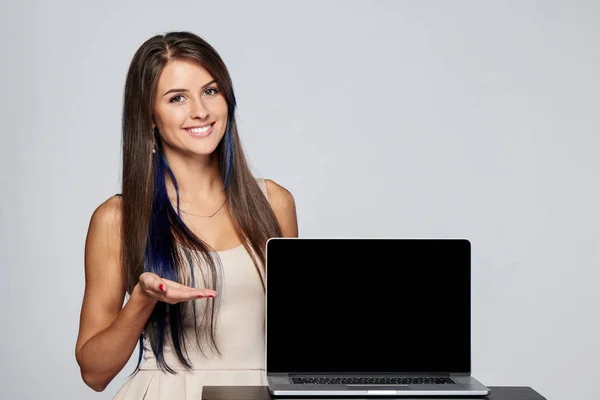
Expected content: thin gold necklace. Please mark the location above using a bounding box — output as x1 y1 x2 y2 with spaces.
179 198 227 218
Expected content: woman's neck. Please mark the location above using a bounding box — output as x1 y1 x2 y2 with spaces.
163 151 225 204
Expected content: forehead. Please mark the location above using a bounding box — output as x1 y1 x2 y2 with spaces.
156 59 215 92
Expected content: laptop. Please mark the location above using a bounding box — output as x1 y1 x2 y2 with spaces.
265 237 490 397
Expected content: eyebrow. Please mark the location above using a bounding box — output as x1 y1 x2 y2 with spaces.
162 79 217 96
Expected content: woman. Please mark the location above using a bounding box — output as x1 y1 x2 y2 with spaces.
75 31 298 399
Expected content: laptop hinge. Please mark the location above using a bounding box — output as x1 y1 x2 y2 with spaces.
288 372 453 377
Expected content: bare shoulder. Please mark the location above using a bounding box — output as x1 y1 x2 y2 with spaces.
264 179 299 237
85 195 124 272
90 195 123 228
264 179 294 207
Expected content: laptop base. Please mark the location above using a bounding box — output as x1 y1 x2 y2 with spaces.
267 375 490 397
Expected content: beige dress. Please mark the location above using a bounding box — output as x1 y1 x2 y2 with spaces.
114 179 269 400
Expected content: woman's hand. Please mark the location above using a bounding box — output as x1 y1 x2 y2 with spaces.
136 272 217 304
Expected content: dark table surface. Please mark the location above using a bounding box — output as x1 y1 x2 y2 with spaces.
201 386 546 400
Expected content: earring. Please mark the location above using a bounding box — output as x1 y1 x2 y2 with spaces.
152 127 158 154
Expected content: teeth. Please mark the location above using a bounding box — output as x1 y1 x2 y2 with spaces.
188 124 212 133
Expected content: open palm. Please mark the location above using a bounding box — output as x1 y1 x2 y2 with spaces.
138 272 217 304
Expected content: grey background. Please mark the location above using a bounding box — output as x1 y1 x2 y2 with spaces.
1 1 598 399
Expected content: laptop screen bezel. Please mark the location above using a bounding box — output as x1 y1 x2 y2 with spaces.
264 237 472 376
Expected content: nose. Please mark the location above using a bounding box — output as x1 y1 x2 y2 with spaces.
190 98 209 120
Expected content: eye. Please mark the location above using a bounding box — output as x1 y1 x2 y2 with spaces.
203 87 220 96
169 94 185 103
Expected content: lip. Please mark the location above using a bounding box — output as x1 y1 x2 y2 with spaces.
183 122 215 138
183 122 215 129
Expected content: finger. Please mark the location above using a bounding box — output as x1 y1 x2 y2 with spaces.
199 289 217 298
163 286 201 302
166 287 217 302
154 277 186 293
150 275 166 293
146 278 166 297
168 284 217 299
179 287 216 299
181 286 217 299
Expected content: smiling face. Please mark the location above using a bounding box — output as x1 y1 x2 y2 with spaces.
152 59 229 157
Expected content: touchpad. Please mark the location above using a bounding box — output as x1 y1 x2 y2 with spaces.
347 385 409 390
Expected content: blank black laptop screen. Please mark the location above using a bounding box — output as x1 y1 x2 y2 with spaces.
266 238 471 375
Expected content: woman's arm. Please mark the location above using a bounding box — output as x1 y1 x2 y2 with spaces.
74 196 156 392
75 196 217 392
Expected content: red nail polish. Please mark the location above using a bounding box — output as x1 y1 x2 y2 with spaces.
198 295 204 298
159 284 164 292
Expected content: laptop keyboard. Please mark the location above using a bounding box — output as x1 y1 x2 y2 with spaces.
291 377 456 385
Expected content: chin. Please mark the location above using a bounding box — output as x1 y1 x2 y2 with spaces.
191 148 219 157
188 139 224 157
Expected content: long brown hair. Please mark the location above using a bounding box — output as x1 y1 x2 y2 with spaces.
120 31 282 372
